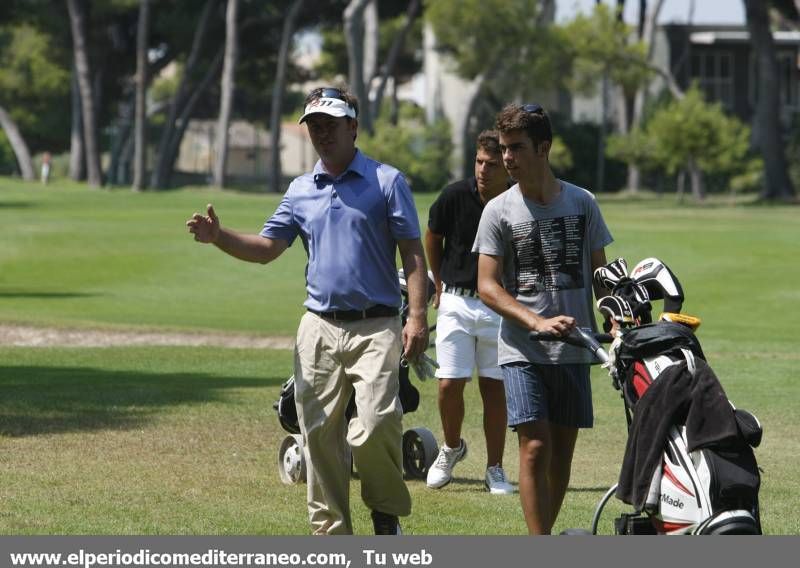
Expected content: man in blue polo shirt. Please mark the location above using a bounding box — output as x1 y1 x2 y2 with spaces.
186 87 429 535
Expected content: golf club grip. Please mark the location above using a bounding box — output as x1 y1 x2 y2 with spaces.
527 331 614 344
527 331 561 341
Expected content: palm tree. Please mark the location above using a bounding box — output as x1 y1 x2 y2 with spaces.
0 105 35 180
269 0 305 193
132 0 150 191
213 0 239 189
66 0 103 187
743 0 797 200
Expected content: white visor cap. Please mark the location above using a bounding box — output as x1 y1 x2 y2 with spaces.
298 97 357 124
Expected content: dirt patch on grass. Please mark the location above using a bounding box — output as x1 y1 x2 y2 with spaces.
0 324 294 350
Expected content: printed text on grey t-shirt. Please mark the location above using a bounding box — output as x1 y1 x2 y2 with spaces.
512 215 586 293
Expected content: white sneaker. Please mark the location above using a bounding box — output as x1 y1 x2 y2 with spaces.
426 439 467 489
485 464 516 494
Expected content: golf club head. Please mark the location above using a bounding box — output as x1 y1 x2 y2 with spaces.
593 258 629 290
607 257 629 279
630 257 684 313
610 278 652 324
597 295 635 330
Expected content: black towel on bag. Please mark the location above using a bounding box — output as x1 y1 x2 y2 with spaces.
616 357 740 510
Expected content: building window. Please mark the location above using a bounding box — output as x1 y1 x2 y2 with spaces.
690 50 734 108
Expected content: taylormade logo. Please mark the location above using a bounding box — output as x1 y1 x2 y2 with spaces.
661 493 685 509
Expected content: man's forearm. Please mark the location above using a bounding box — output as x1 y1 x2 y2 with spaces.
479 279 541 331
214 228 286 264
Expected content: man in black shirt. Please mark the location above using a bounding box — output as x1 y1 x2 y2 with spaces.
424 131 514 494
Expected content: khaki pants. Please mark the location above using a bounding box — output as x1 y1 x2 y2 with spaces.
294 312 412 535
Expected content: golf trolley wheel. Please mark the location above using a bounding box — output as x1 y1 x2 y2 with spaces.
277 434 306 485
402 427 438 479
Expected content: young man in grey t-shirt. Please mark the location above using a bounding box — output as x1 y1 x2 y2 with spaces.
473 103 613 535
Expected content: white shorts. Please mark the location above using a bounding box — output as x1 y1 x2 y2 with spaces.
434 292 503 380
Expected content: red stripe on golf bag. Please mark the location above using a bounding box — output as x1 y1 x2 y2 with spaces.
664 462 694 497
631 361 654 400
652 518 693 534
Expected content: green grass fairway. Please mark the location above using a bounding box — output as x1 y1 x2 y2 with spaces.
1 178 799 534
0 180 305 335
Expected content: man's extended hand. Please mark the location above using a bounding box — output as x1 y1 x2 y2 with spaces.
532 315 576 337
402 314 429 361
186 204 220 244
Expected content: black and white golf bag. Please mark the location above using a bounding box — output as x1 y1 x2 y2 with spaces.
596 258 763 535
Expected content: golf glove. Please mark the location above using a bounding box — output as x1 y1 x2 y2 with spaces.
402 352 439 381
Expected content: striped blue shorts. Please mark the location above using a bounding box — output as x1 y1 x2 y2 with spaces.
501 362 593 429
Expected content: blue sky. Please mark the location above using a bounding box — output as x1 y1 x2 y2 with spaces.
556 0 745 25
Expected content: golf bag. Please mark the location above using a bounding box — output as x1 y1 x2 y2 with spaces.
597 258 763 535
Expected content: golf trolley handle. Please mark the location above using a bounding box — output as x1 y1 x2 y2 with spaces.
528 328 612 364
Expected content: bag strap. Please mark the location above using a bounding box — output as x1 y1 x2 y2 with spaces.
681 348 696 376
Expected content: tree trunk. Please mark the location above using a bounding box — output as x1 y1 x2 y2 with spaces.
597 0 612 193
132 0 150 191
108 94 134 185
119 126 136 185
0 105 35 180
66 0 103 187
458 74 486 178
213 0 239 189
363 0 378 87
69 70 85 181
744 0 796 200
688 158 705 200
676 169 686 202
161 48 225 188
269 0 305 193
371 0 421 119
626 0 665 193
344 0 373 134
612 0 630 138
390 75 399 124
597 75 609 193
151 0 218 189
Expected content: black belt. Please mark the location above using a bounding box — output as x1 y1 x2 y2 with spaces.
308 304 399 322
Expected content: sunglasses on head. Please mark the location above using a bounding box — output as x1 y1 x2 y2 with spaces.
313 87 346 101
306 87 356 115
521 103 543 114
